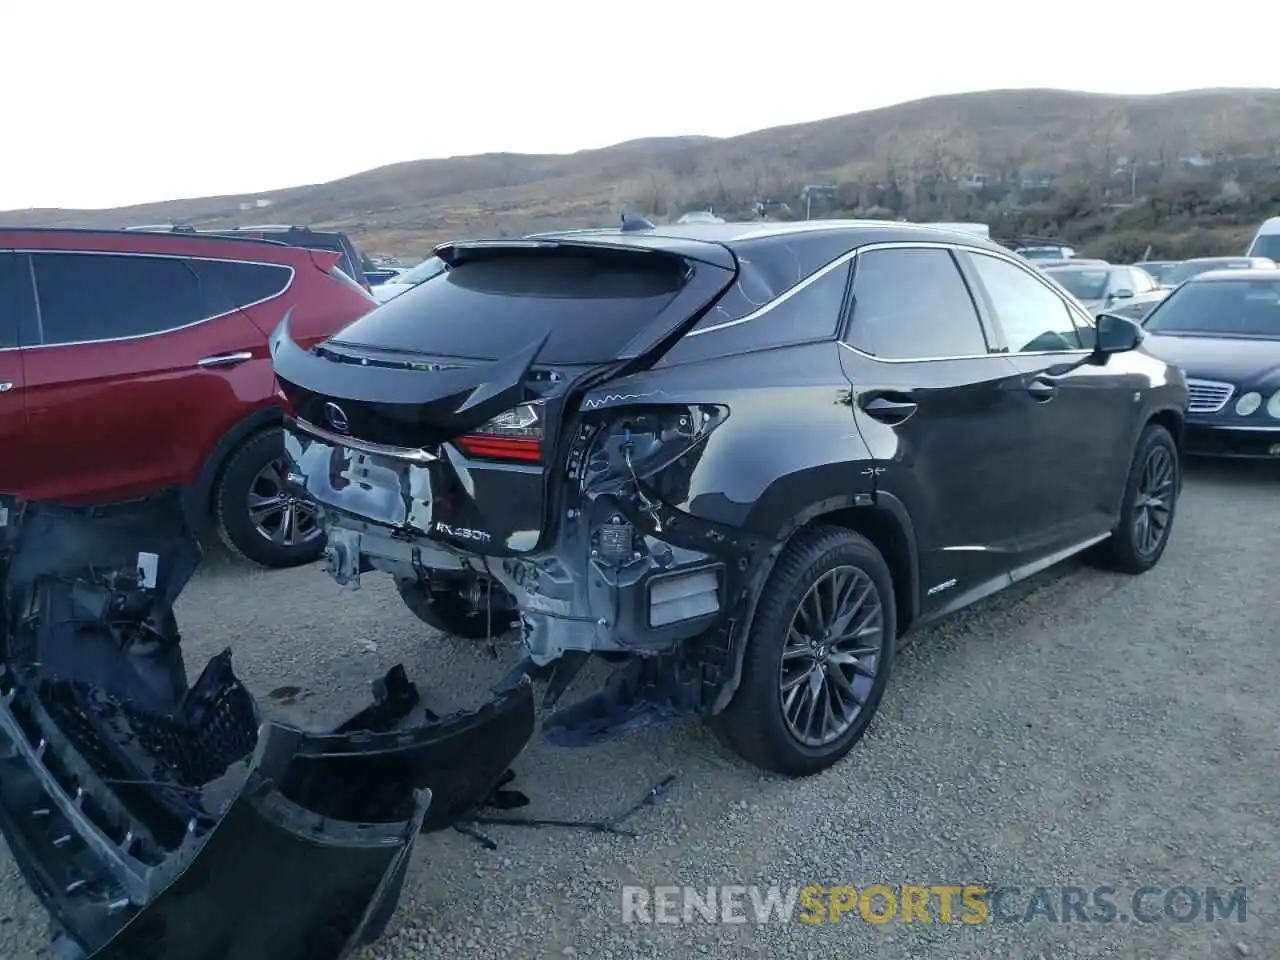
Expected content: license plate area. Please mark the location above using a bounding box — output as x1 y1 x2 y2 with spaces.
284 430 434 531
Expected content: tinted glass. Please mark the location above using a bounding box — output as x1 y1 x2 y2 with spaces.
695 235 853 327
1047 268 1110 300
847 248 988 359
187 259 292 313
330 249 689 364
0 253 18 348
659 263 849 365
969 252 1084 352
1248 235 1280 261
1143 278 1280 337
31 253 209 345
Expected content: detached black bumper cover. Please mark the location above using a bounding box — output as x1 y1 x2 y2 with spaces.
0 491 534 960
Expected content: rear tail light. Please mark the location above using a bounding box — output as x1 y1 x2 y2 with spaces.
455 402 544 463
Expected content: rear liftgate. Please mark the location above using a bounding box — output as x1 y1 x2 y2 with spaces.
0 491 534 960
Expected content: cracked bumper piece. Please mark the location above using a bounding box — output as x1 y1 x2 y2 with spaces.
0 491 535 960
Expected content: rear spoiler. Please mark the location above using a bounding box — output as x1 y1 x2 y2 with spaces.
433 235 737 271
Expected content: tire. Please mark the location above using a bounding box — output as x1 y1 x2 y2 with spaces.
215 428 326 569
1089 423 1180 575
710 525 896 778
396 578 518 639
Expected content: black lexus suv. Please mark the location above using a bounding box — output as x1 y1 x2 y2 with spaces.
272 218 1189 777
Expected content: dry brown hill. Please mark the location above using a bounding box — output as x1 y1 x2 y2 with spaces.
5 87 1280 258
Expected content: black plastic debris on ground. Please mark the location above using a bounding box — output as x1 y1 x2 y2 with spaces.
0 490 536 960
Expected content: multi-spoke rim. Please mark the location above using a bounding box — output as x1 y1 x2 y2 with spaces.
1133 445 1176 557
248 458 322 548
779 565 885 748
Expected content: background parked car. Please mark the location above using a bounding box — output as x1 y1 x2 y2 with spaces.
1157 256 1276 289
1135 260 1181 285
0 227 377 567
1030 257 1108 270
1097 288 1169 322
363 263 407 286
1245 216 1280 260
127 223 373 293
1138 269 1280 459
1041 262 1161 314
370 255 448 304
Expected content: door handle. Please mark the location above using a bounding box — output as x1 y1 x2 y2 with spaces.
0 382 13 393
197 351 254 369
1026 377 1058 401
861 394 919 423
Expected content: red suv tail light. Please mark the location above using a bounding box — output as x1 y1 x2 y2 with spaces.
455 402 544 464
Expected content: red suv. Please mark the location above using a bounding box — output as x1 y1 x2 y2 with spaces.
0 228 376 567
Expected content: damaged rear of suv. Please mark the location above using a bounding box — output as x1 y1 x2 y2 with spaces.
273 219 1186 777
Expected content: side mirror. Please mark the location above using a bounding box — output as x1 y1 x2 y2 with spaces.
1093 312 1143 358
1110 288 1134 300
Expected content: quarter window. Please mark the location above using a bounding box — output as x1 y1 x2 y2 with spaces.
187 259 292 313
846 247 989 359
31 253 210 346
0 253 18 349
968 252 1084 352
660 261 850 365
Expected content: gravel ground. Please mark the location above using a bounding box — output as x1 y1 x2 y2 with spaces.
1 461 1277 960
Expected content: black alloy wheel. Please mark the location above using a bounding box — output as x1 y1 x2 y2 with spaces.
711 526 896 777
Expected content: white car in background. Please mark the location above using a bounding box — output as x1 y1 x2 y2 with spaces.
371 255 448 303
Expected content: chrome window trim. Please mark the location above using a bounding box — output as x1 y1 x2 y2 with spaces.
687 239 1096 364
2 250 295 352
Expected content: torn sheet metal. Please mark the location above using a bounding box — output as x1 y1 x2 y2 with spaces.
0 490 535 960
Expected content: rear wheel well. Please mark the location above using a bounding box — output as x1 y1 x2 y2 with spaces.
810 506 915 636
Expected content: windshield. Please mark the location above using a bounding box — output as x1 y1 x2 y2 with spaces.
1019 247 1068 260
393 256 448 285
1047 268 1110 300
1249 234 1280 261
1162 259 1252 286
1143 278 1280 337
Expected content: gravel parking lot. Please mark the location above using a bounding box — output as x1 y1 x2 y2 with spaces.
1 461 1276 960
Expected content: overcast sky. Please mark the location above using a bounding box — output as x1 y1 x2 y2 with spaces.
3 0 1277 211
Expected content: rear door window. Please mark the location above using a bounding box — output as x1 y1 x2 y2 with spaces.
330 249 690 364
30 253 211 346
845 247 990 359
0 253 19 349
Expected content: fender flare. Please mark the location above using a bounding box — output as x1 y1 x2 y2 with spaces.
707 490 921 715
181 406 283 532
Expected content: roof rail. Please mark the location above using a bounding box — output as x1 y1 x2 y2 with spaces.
224 224 312 232
123 223 198 233
0 226 293 247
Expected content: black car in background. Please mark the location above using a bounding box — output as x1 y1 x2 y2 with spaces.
272 220 1189 777
127 223 372 291
1139 269 1280 458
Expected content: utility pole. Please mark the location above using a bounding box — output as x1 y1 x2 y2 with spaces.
800 184 838 220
